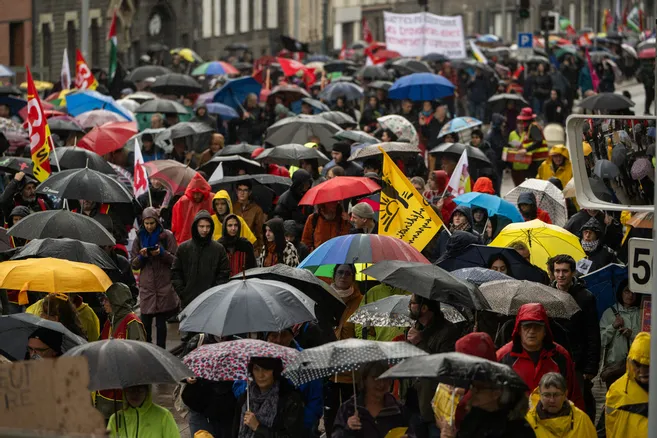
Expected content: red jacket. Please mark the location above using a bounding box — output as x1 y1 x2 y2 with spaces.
536 208 552 224
496 303 584 411
171 173 214 244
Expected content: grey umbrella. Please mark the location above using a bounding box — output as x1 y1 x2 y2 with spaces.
255 143 330 166
179 279 316 337
302 98 331 112
134 99 190 114
125 128 172 154
217 143 260 157
479 279 581 318
610 144 627 167
347 294 466 327
265 115 341 149
451 267 513 286
593 159 620 179
282 338 427 386
0 313 86 360
333 130 379 144
62 339 193 391
8 210 115 246
36 168 134 204
11 238 118 271
155 121 215 143
429 142 491 165
317 111 358 127
348 142 421 161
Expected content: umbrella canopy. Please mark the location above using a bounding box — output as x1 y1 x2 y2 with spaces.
451 267 513 286
593 159 620 179
150 73 202 95
126 66 172 82
348 142 421 162
334 130 379 144
63 339 192 390
453 192 524 223
503 179 568 227
116 98 140 113
7 209 116 246
318 82 364 102
11 238 117 270
47 117 86 135
255 143 329 166
390 58 432 75
627 212 653 229
487 93 530 113
422 53 450 63
143 160 198 195
479 279 581 318
265 115 341 149
490 220 586 271
299 176 380 205
65 91 134 121
205 103 240 120
213 77 262 109
179 279 316 337
192 61 239 76
639 47 656 59
318 111 357 128
36 168 134 204
0 84 21 96
367 81 394 91
377 115 419 146
582 263 628 320
430 142 491 165
198 155 263 178
0 156 33 176
172 48 204 63
0 258 112 293
0 313 86 360
388 73 455 101
299 234 430 277
209 174 291 194
323 60 357 73
347 294 465 327
75 109 128 129
358 65 392 81
156 121 215 142
269 85 311 104
49 146 116 174
301 98 331 113
437 117 483 138
125 128 171 153
77 121 138 156
437 245 549 283
578 92 634 111
217 143 261 157
362 261 490 310
124 91 158 104
282 339 428 386
134 99 190 114
0 95 26 115
184 339 298 382
380 352 528 391
237 265 345 327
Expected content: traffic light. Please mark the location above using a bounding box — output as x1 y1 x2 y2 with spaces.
519 0 530 19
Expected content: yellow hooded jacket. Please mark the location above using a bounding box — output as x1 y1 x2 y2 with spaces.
605 332 650 438
211 190 257 243
27 297 100 342
525 388 596 438
536 145 573 189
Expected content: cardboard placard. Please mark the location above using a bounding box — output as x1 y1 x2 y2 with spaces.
642 295 651 332
0 357 105 436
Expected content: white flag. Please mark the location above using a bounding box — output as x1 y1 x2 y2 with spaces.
208 162 224 184
133 139 149 199
446 150 471 196
61 49 71 90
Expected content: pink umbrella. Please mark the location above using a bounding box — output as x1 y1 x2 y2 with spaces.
74 109 127 129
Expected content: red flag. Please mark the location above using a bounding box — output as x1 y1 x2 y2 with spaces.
25 66 53 182
277 57 315 87
74 49 98 90
362 18 374 44
338 41 347 60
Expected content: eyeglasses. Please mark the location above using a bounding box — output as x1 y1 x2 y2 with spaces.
540 392 564 399
28 346 52 355
335 270 352 276
237 188 250 193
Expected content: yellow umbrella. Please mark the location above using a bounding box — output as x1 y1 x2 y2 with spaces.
490 219 585 272
20 80 54 91
0 258 112 304
171 48 204 63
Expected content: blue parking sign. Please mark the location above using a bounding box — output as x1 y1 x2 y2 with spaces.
518 33 533 49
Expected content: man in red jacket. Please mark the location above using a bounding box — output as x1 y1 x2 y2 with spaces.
497 303 584 411
171 173 213 244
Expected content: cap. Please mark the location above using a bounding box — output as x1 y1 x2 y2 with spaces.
520 320 545 326
351 202 375 220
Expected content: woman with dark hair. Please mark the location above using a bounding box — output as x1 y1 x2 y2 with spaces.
360 96 386 132
334 96 357 121
487 254 513 277
299 159 326 187
40 293 86 339
380 129 398 142
233 357 304 438
258 218 299 267
220 214 257 276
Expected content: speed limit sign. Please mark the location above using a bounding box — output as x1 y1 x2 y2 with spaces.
629 238 653 294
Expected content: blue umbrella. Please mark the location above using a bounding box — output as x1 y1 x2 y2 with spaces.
453 192 524 223
0 96 27 115
476 34 500 43
0 65 15 77
213 77 262 110
438 117 482 138
204 102 239 120
66 90 134 121
451 267 512 286
318 82 364 102
388 73 455 101
581 263 628 320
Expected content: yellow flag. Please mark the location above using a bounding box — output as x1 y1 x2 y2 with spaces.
378 148 443 251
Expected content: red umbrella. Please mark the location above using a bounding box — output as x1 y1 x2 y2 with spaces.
144 159 199 195
78 121 137 156
374 50 402 60
299 176 380 205
639 48 656 59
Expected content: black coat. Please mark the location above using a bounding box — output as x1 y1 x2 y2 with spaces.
273 170 313 226
332 393 408 438
337 160 364 177
422 116 449 150
533 74 553 102
233 106 267 144
543 98 568 125
565 210 623 251
585 244 619 272
456 406 536 438
0 178 52 226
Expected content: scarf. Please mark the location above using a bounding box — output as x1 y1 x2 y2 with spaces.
263 241 278 267
331 285 355 299
238 381 280 438
536 400 571 420
581 239 600 253
449 221 471 233
138 225 162 253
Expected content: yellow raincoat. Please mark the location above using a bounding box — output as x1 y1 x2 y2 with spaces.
536 145 573 189
210 190 257 243
604 332 650 438
525 388 596 438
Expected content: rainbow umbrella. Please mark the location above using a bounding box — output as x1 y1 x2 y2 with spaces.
192 61 239 76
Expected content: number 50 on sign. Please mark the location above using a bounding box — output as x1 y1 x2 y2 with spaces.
629 238 654 294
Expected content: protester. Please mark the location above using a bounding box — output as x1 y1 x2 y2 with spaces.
331 142 364 176
171 173 213 244
565 209 623 251
301 201 350 251
233 181 266 252
349 202 377 234
210 190 257 243
536 145 573 189
424 170 456 221
25 327 64 360
517 192 552 224
579 218 619 272
273 169 313 228
198 133 225 166
258 217 299 267
219 214 257 276
283 219 310 262
38 293 86 339
108 385 180 438
233 93 267 144
542 90 568 125
0 171 50 225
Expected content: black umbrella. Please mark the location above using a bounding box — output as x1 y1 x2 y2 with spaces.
126 65 172 82
150 73 203 95
50 147 117 175
209 174 291 196
362 261 490 311
390 58 432 75
301 98 331 112
0 156 33 176
36 168 133 204
323 60 357 74
268 85 311 105
527 55 550 65
333 130 379 144
156 122 215 152
487 93 530 113
0 85 22 96
233 62 253 71
380 352 528 391
7 210 116 246
429 142 492 165
11 238 118 270
368 81 393 91
578 92 634 111
587 177 614 202
0 313 86 361
48 118 85 135
265 115 341 149
63 339 193 391
317 111 358 128
422 53 450 63
198 155 263 178
357 65 392 81
217 143 260 157
593 159 620 179
255 144 329 166
237 265 345 327
437 245 548 284
134 99 190 114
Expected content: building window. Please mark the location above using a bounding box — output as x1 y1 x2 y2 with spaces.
41 23 52 77
90 18 100 68
266 0 277 29
67 21 77 69
226 0 235 35
240 0 249 33
343 21 354 45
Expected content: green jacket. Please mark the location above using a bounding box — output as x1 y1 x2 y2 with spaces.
108 387 180 438
355 284 409 342
600 304 641 366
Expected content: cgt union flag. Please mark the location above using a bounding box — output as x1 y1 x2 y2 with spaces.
25 66 54 182
75 49 98 90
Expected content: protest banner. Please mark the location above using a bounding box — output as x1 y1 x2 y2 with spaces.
383 12 466 59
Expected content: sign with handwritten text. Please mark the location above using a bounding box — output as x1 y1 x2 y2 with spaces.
384 12 466 59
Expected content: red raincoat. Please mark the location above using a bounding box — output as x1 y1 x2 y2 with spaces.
170 173 213 244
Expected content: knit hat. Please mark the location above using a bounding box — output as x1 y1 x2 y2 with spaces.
28 327 64 356
283 219 298 237
332 141 352 158
351 202 375 220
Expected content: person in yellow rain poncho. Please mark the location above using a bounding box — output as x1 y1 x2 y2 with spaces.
602 331 650 438
525 372 596 438
536 145 573 189
27 293 100 341
210 190 256 243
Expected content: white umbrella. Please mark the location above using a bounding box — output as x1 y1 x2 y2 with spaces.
503 178 568 227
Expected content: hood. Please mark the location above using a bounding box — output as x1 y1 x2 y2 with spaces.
517 192 537 207
432 170 449 193
579 217 603 236
220 213 242 242
184 173 212 202
491 113 506 129
264 217 285 238
141 207 160 222
456 332 497 361
471 207 488 224
511 303 553 347
445 230 480 254
473 177 495 195
191 210 214 243
449 205 475 227
291 168 312 193
105 283 134 316
212 190 233 216
284 219 300 238
10 205 30 219
121 385 154 414
549 145 570 161
628 332 650 371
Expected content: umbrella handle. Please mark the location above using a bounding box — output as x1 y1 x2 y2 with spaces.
352 370 358 419
246 378 250 411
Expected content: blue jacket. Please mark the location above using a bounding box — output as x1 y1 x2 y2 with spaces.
578 66 593 93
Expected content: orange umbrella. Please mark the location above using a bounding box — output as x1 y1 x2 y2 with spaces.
78 121 137 156
627 212 653 229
